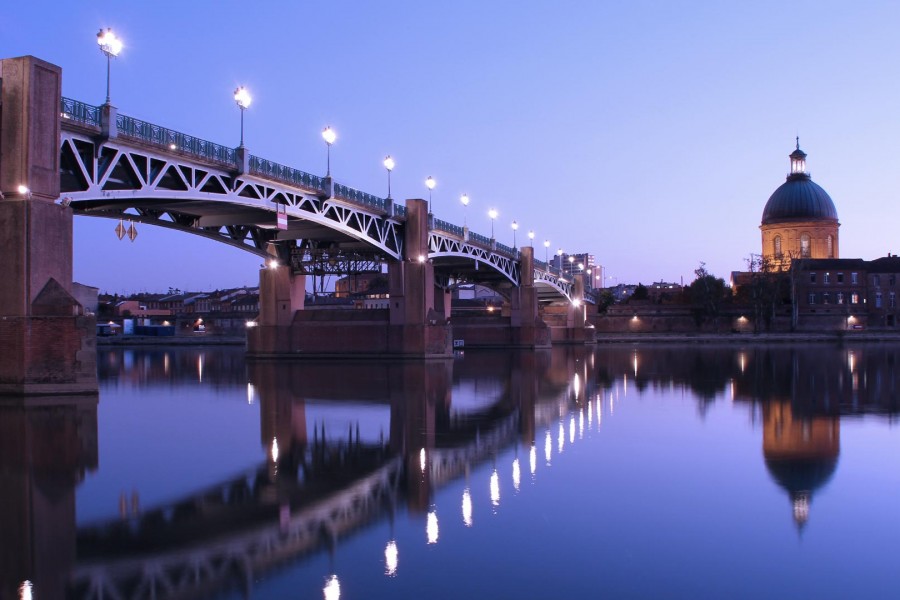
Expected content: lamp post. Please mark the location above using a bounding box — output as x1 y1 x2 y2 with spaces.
488 208 498 239
322 126 336 177
460 193 469 227
528 230 535 246
383 155 394 199
425 176 436 214
557 248 564 274
511 221 519 249
233 86 252 147
96 28 123 105
544 240 550 264
568 255 575 275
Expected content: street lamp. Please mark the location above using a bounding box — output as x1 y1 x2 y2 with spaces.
460 193 469 227
96 28 123 105
557 248 564 273
322 126 336 177
425 176 436 214
233 86 252 147
511 221 519 248
528 230 535 245
488 208 498 239
544 240 550 264
383 155 395 199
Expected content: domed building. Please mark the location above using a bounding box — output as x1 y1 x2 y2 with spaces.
760 140 840 269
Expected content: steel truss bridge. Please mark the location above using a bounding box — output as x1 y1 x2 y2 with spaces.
58 97 589 304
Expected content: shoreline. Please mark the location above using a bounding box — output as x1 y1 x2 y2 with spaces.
96 331 900 349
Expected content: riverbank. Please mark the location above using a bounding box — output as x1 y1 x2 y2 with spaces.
594 331 900 344
97 335 246 346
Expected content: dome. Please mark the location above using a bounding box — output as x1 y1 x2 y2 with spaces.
761 175 839 225
761 141 839 226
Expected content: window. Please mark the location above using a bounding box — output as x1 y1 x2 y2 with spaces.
810 272 817 284
774 235 783 258
851 293 860 305
800 234 811 258
837 273 844 284
876 292 883 308
837 292 844 305
851 272 858 284
827 235 834 258
824 272 831 284
808 293 816 305
823 293 831 304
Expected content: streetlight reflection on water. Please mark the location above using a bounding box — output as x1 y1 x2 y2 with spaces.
384 540 398 576
461 488 473 527
426 510 439 544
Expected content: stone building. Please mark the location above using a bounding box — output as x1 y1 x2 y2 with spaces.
760 140 840 269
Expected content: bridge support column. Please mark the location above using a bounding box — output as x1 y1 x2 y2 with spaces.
552 274 595 344
0 56 97 394
509 246 550 348
386 198 451 357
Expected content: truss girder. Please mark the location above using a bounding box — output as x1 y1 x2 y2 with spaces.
59 131 403 260
533 268 573 301
427 232 520 286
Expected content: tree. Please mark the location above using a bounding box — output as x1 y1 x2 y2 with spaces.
632 283 649 301
688 262 728 330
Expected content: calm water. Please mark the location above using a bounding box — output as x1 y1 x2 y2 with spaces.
4 343 900 599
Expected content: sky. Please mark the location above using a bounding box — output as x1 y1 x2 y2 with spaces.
3 1 900 294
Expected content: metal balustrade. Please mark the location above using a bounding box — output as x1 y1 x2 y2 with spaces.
116 112 237 166
249 156 328 194
60 97 101 127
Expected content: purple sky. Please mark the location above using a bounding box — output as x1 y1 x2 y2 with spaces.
3 1 899 293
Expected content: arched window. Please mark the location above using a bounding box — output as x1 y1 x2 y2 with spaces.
827 235 834 258
800 234 811 258
774 235 783 258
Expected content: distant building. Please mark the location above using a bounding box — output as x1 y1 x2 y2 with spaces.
760 141 839 268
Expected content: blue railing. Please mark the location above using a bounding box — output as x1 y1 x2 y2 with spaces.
60 97 101 127
249 156 328 194
534 259 548 270
433 219 465 238
333 183 387 211
495 242 517 256
116 113 237 166
393 204 407 218
469 231 492 246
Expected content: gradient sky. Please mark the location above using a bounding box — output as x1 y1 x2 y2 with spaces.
3 1 899 293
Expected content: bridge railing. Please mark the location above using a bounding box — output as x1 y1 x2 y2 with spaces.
116 113 238 166
60 97 101 128
249 156 328 194
333 183 387 211
393 204 407 218
495 241 517 257
433 218 464 238
468 231 492 246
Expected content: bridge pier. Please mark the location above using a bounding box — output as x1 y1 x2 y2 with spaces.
0 56 97 394
549 274 596 345
247 198 451 359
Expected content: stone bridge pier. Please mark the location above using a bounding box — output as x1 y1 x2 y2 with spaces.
0 56 97 394
247 198 452 359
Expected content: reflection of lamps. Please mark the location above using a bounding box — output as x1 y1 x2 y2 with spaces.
384 540 398 576
323 574 341 600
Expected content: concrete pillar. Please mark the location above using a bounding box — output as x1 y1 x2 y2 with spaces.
258 265 305 327
511 247 550 347
0 56 96 394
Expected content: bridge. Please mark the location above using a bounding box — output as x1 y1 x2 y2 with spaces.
0 55 598 390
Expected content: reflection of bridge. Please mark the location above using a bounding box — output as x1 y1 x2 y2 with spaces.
20 348 589 600
0 54 598 386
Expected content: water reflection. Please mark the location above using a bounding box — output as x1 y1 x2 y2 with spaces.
3 343 900 598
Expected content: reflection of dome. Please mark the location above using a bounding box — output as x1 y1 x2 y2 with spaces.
764 457 837 528
764 456 838 497
761 177 838 225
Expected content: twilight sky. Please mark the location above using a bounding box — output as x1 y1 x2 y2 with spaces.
3 1 899 294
